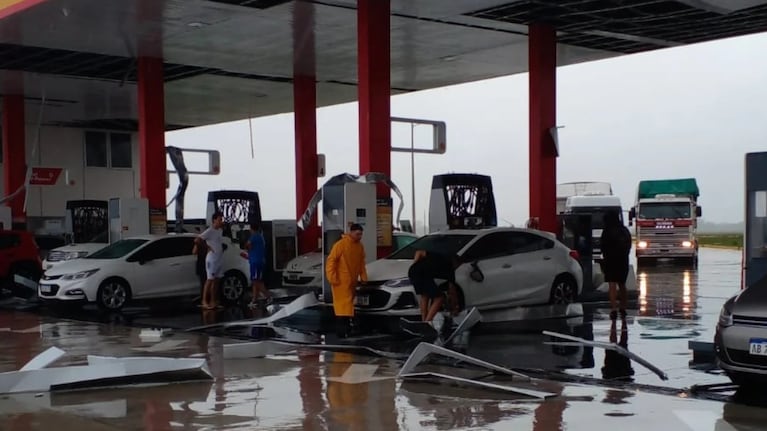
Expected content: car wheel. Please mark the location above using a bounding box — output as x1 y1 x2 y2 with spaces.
97 278 131 311
550 275 577 305
221 271 247 304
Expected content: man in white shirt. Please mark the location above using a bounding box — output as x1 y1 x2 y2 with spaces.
194 211 225 309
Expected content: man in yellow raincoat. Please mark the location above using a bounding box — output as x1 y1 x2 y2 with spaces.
326 223 368 337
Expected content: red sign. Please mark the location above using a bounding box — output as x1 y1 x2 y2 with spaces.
29 167 63 186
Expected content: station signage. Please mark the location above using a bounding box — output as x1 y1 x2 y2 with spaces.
29 167 63 186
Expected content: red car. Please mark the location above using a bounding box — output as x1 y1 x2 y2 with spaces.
0 230 43 297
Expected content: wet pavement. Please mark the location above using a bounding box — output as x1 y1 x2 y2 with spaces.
0 247 762 430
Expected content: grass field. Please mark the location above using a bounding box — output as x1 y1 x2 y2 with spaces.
698 233 743 249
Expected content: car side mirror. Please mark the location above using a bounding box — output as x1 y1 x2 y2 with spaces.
628 220 633 227
628 207 636 220
696 207 702 217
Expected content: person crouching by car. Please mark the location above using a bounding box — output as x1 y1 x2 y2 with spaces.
325 224 368 338
408 250 457 322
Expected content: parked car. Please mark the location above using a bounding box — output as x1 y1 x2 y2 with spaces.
355 227 583 317
281 231 418 289
38 234 249 310
715 282 767 387
43 231 109 271
0 230 43 297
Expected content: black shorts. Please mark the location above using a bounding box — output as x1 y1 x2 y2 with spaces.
408 258 452 299
603 260 629 283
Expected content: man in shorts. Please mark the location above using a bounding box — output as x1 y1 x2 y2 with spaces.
408 249 457 322
195 211 225 310
247 222 272 306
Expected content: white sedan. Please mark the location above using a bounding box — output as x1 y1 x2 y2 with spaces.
355 227 584 316
38 234 250 311
281 231 418 289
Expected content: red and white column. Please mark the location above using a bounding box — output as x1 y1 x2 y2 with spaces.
528 23 558 233
293 0 320 254
137 56 167 213
357 0 391 257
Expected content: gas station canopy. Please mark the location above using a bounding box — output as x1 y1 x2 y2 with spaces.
2 0 767 130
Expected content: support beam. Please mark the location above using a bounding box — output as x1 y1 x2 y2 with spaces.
137 56 167 213
528 23 558 233
2 94 26 226
358 0 391 258
293 0 320 254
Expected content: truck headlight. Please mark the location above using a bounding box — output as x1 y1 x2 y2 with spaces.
682 241 693 248
637 241 648 249
383 277 412 288
61 269 99 280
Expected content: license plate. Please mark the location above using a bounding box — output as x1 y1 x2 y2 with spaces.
750 338 767 356
355 295 370 306
287 274 300 281
39 284 52 293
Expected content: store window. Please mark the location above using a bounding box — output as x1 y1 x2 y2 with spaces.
85 131 132 168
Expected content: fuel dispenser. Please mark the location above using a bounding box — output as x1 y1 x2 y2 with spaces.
108 198 150 243
65 200 108 243
557 213 594 293
270 219 298 272
744 152 767 289
206 190 262 247
428 174 497 232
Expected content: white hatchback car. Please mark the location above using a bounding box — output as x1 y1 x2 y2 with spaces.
281 231 418 289
356 227 584 316
38 234 250 310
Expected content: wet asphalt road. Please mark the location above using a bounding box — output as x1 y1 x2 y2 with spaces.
0 247 761 430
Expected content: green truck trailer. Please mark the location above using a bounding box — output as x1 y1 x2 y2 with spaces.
628 178 702 266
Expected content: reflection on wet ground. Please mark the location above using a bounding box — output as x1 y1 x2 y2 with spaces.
0 248 758 430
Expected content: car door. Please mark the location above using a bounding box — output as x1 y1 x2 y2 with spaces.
504 232 558 306
455 232 518 310
126 237 196 298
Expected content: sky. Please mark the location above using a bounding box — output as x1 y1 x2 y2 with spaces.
165 31 767 229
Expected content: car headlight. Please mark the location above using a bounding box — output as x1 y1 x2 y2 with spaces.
637 241 648 249
719 303 733 327
64 251 89 260
383 277 412 288
682 241 693 248
61 269 99 280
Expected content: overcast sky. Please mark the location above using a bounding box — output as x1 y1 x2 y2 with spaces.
165 31 767 228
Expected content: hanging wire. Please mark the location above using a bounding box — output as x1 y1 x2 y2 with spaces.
248 116 255 159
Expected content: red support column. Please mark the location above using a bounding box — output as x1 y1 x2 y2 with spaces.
137 56 167 213
293 0 320 254
2 94 26 226
528 23 558 233
358 0 391 258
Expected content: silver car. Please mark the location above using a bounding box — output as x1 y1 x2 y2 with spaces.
715 282 767 387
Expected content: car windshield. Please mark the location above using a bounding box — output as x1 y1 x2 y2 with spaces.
388 233 476 260
638 203 691 219
569 206 623 229
86 239 148 259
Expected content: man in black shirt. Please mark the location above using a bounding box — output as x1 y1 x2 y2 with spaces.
408 250 457 322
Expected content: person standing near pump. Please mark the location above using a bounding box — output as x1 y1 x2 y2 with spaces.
246 222 272 307
325 223 368 338
600 210 633 320
195 211 225 310
408 249 457 322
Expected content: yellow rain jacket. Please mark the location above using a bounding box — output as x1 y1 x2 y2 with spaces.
326 234 368 317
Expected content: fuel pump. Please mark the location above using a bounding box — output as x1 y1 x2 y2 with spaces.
65 200 108 244
428 174 497 233
206 190 262 247
744 152 767 289
108 198 150 243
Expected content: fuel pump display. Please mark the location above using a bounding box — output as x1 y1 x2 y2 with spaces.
65 200 108 244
